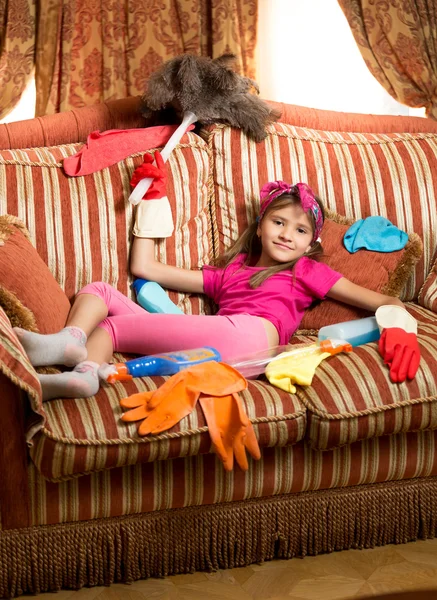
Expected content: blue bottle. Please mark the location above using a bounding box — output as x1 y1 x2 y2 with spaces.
318 316 380 347
107 347 222 382
133 278 183 314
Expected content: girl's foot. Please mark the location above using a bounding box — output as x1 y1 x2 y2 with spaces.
13 326 87 367
38 361 100 401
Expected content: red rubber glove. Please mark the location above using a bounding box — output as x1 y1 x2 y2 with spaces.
130 150 167 200
378 327 421 383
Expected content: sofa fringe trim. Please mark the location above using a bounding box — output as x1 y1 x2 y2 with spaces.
2 477 437 597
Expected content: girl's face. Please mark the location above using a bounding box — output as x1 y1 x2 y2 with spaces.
256 203 314 267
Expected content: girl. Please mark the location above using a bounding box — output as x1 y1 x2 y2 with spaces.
14 179 414 401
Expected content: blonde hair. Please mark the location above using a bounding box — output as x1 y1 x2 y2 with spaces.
215 192 325 288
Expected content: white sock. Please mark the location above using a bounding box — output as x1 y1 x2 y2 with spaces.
38 361 100 401
13 326 87 367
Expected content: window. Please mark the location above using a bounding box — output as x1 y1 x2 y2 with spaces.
257 0 425 117
0 75 36 124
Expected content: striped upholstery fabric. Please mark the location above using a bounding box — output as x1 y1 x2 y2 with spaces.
0 305 44 437
28 370 306 480
419 256 437 313
204 124 437 303
27 306 437 479
300 304 437 450
0 133 212 315
27 429 437 526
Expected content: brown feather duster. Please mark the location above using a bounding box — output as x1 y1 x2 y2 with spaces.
141 53 281 143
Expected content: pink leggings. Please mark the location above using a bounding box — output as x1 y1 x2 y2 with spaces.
77 282 269 362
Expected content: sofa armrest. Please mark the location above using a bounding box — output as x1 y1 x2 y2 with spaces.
0 307 45 529
0 374 32 528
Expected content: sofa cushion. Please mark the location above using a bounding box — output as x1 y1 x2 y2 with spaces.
298 304 437 450
0 215 71 334
300 213 422 331
28 362 307 481
203 123 437 310
0 132 212 315
418 254 437 314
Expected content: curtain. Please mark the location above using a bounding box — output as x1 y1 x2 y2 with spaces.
0 0 36 120
338 0 437 119
35 0 258 117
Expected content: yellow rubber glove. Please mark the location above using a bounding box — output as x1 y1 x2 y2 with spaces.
120 361 246 436
265 348 331 393
199 393 261 471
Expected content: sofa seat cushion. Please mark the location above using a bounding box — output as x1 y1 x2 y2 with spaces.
299 304 437 450
0 132 213 316
28 365 306 481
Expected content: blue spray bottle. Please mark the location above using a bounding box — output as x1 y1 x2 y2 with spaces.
106 347 222 382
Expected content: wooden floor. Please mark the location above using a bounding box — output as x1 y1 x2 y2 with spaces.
31 538 437 600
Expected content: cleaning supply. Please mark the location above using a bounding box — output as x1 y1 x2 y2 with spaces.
120 361 261 471
63 124 195 176
318 316 380 347
375 305 420 383
133 278 183 314
343 216 408 253
198 393 261 471
103 344 304 383
103 340 351 384
104 347 222 383
231 340 350 379
129 112 197 205
265 339 353 393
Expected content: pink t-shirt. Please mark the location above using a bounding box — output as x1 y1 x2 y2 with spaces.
202 254 343 344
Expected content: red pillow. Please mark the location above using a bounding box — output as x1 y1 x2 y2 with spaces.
0 215 71 333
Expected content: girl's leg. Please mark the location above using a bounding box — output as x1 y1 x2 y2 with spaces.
14 282 143 367
15 282 144 401
99 312 270 361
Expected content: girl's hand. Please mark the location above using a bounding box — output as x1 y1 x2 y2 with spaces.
375 304 420 383
130 151 167 200
378 328 421 382
131 150 174 239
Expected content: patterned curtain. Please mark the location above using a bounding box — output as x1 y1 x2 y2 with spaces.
338 0 437 119
0 0 36 120
35 0 258 117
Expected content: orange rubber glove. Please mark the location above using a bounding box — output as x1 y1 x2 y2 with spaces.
120 361 247 437
199 393 261 471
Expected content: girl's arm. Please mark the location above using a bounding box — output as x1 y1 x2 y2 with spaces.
130 237 205 294
326 277 405 312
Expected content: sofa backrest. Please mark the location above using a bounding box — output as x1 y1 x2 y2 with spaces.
203 113 437 304
1 97 437 313
0 100 214 315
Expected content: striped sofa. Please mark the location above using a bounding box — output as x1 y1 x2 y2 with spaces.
2 97 437 597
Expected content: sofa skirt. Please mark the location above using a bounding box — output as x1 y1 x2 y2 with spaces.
2 476 437 598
